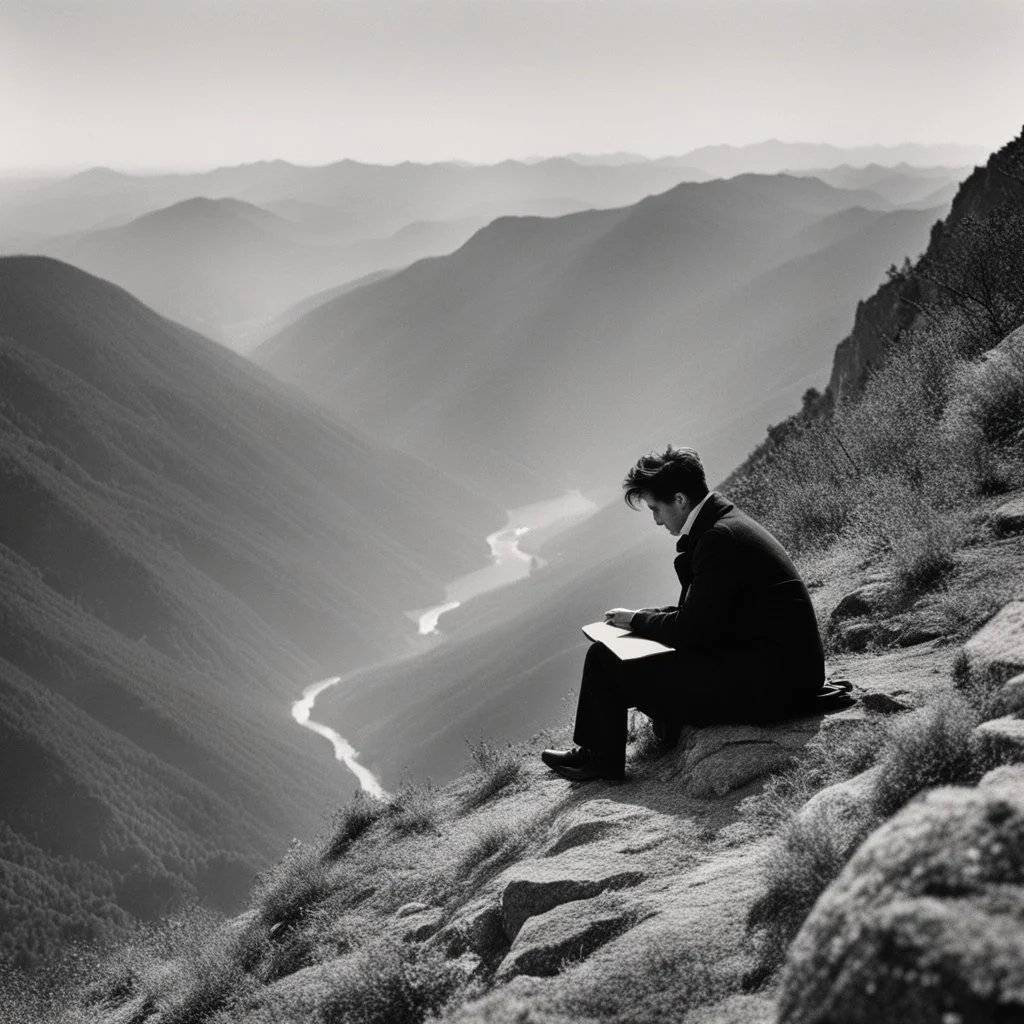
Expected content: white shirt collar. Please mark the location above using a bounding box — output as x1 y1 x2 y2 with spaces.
681 491 714 537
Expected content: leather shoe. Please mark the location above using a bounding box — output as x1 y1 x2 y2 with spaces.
540 746 589 771
541 747 624 782
651 717 683 749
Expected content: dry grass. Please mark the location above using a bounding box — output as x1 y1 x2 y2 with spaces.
384 781 445 836
869 693 982 818
252 842 333 930
462 740 524 810
322 794 389 861
888 519 962 604
740 717 889 832
746 814 852 977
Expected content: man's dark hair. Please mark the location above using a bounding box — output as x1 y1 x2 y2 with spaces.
622 445 709 509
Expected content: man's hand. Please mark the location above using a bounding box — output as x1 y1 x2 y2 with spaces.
604 608 637 630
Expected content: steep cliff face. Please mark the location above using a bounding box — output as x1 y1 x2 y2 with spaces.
827 127 1024 402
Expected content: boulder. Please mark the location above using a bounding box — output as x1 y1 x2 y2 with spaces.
792 766 881 862
778 776 1024 1024
676 710 865 799
495 895 634 980
980 763 1024 790
829 619 876 653
542 799 670 858
973 716 1024 768
991 497 1024 538
500 861 645 942
399 906 444 942
895 624 944 648
434 899 506 958
990 672 1024 718
859 691 911 714
830 582 891 622
960 600 1024 687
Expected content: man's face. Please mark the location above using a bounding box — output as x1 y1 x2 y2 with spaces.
641 491 692 537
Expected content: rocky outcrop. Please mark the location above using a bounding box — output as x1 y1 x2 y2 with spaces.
791 765 881 863
991 672 1024 717
435 800 660 967
495 893 634 980
830 582 892 622
674 710 865 799
991 496 1024 537
778 769 1024 1024
499 860 645 942
974 715 1024 766
826 130 1024 403
960 599 1024 686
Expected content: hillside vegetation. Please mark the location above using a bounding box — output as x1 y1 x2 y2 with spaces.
727 128 1024 625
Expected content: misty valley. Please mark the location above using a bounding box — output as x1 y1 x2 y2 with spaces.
2 136 1021 992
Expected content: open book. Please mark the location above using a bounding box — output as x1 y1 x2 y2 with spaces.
582 621 674 660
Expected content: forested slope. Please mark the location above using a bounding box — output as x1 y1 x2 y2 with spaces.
0 256 499 968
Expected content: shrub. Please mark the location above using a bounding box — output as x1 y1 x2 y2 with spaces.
888 518 961 603
384 782 444 836
746 814 851 975
322 794 388 861
740 716 889 832
252 842 333 930
963 335 1024 446
549 930 730 1024
68 909 265 1024
870 694 982 818
314 937 466 1024
462 740 523 810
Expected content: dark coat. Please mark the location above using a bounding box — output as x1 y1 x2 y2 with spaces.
629 492 825 703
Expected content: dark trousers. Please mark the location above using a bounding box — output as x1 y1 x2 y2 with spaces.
571 641 792 766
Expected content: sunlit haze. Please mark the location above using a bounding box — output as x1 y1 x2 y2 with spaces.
2 0 1021 172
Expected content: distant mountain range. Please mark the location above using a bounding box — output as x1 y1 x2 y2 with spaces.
675 140 987 178
3 159 719 346
255 173 943 506
0 256 499 963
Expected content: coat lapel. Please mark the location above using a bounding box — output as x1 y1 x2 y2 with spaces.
673 492 734 591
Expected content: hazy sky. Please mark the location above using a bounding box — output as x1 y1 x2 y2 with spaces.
2 0 1022 171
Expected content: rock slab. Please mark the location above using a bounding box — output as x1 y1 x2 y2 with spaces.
495 896 633 980
779 775 1024 1024
678 711 865 799
500 861 645 941
961 600 1024 686
991 497 1024 537
973 716 1024 767
992 672 1024 718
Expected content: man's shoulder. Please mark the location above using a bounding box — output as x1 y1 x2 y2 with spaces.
703 502 781 549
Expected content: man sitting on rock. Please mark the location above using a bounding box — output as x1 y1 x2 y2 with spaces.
542 445 825 782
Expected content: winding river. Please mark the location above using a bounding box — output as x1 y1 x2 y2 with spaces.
290 489 597 797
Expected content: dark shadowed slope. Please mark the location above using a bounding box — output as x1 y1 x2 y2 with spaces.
0 256 499 967
255 174 934 506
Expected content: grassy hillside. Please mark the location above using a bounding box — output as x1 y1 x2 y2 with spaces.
0 256 500 968
15 491 1023 1023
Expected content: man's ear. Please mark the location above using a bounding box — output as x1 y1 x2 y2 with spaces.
674 492 687 508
